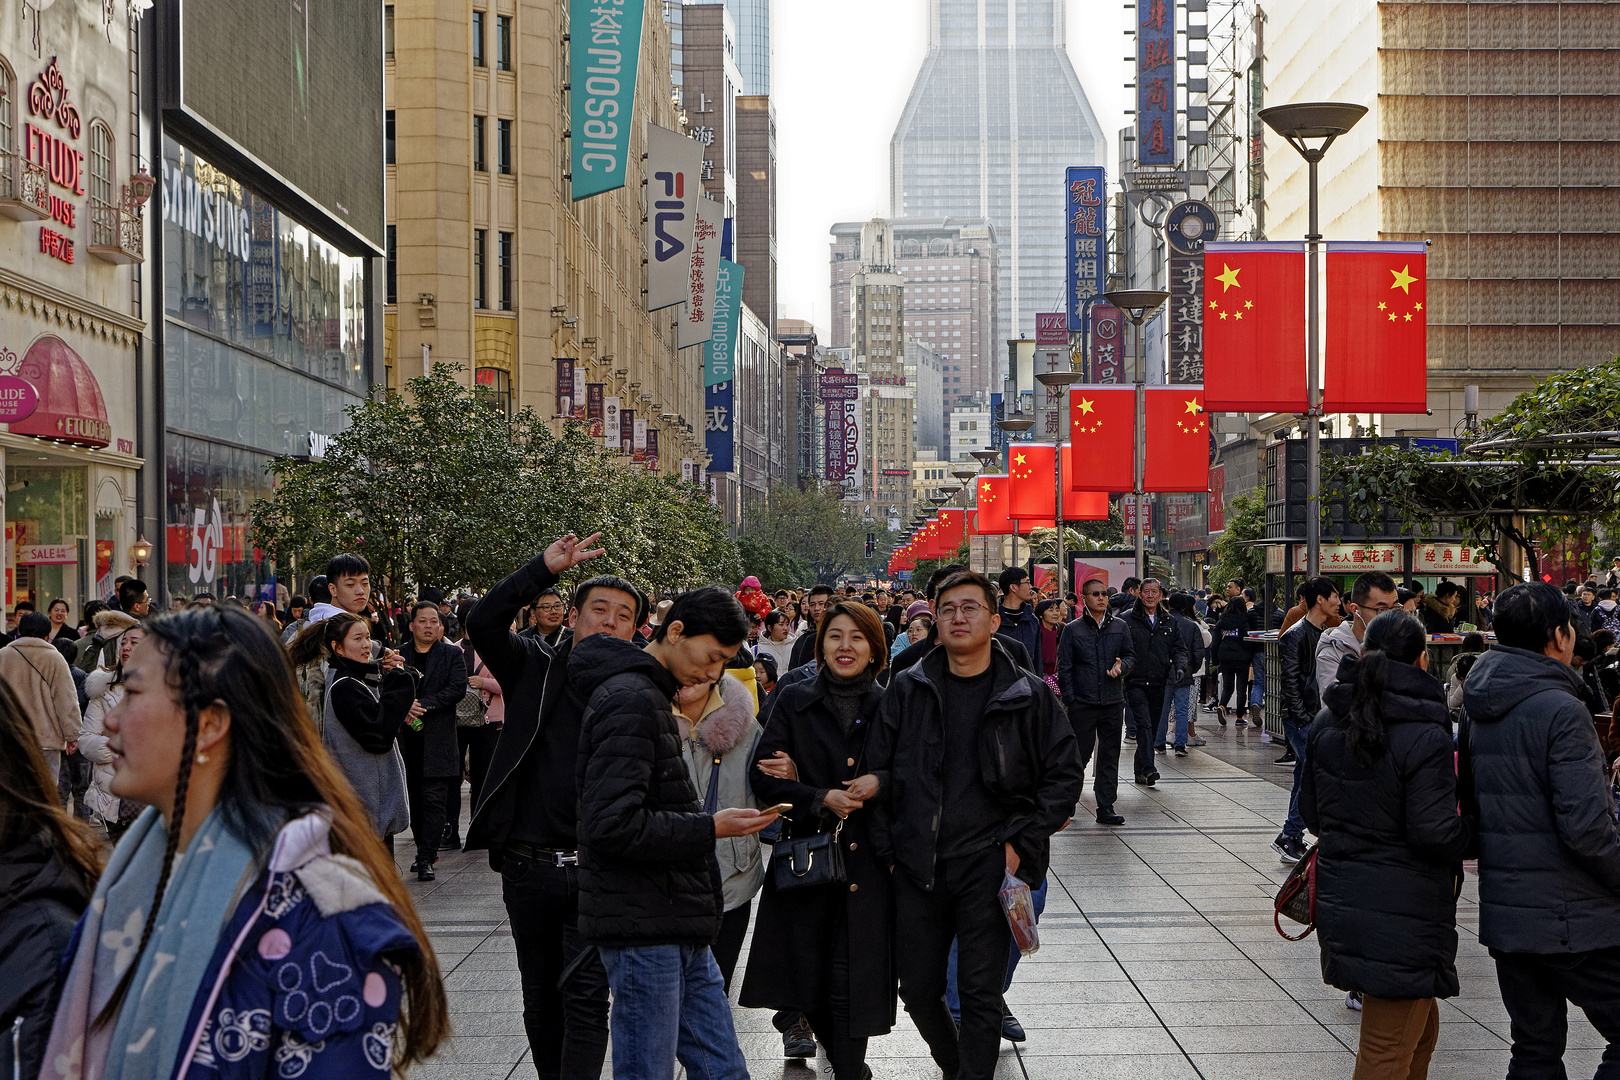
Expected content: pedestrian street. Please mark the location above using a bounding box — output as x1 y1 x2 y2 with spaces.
400 731 1611 1080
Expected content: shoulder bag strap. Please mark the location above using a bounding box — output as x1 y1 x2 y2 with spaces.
702 753 723 814
15 646 66 735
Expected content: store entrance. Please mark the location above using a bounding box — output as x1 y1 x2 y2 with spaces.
6 464 89 622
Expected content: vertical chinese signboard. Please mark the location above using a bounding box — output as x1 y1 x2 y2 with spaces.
586 384 604 436
819 368 859 486
704 257 742 473
1136 0 1175 166
1065 167 1105 332
1088 304 1125 383
1165 200 1219 384
1035 313 1069 442
554 358 575 417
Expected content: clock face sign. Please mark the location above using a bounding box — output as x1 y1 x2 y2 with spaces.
1165 200 1221 255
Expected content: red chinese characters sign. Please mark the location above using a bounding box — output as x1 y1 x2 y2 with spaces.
24 58 86 264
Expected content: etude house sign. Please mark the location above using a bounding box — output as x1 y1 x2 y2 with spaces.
23 57 86 263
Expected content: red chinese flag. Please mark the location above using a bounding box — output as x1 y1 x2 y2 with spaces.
1324 242 1428 413
975 475 1012 535
1203 241 1308 413
939 508 965 552
1144 386 1210 493
1008 443 1058 519
1060 445 1110 519
1069 386 1136 492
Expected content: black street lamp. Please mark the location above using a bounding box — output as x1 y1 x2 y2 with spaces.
1103 289 1169 580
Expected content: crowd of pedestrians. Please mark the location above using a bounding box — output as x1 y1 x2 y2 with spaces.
4 539 1620 1080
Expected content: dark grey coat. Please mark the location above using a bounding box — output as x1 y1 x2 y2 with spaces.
399 639 468 778
1462 644 1620 954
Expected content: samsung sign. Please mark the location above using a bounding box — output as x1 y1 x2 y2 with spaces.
161 153 251 267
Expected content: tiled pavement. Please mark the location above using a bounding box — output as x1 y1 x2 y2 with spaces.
397 718 1611 1080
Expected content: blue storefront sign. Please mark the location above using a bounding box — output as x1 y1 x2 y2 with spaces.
703 258 743 470
1065 166 1106 332
1136 0 1175 166
570 0 646 200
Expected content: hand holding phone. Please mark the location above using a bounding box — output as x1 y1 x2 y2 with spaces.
759 802 794 816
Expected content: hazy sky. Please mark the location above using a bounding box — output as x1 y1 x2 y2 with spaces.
773 0 1133 338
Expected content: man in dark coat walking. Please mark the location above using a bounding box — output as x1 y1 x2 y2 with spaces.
869 571 1082 1080
1122 579 1187 785
573 586 779 1080
994 566 1041 665
1057 576 1137 824
1272 576 1338 863
464 532 641 1080
1463 582 1620 1079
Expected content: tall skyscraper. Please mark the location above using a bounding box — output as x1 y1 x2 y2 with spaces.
724 0 770 95
891 0 1105 345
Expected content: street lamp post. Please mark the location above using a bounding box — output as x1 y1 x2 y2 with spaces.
1036 368 1083 603
1260 101 1367 577
1103 289 1168 581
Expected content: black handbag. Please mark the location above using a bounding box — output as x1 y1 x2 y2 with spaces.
770 819 845 891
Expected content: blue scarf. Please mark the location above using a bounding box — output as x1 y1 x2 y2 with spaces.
95 806 258 1080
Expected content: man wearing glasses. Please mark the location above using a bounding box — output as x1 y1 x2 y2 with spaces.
1057 577 1138 826
869 571 1083 1080
529 588 568 647
1315 571 1400 694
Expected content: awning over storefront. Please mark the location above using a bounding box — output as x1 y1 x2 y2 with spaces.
10 335 112 448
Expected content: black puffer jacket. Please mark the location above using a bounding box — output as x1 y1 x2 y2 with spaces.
1056 610 1136 706
1124 604 1188 686
1462 644 1620 953
1300 656 1473 999
572 635 722 947
1170 613 1206 689
1214 606 1250 666
869 642 1083 889
0 833 90 1080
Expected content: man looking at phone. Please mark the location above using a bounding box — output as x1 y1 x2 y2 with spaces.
869 571 1082 1080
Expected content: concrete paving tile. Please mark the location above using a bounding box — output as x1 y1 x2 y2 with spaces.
1188 1049 1356 1079
444 968 527 991
1120 958 1267 981
1106 940 1249 961
407 1064 518 1080
423 1035 531 1064
1015 1054 1200 1079
1004 1001 1162 1028
447 1011 530 1036
1156 999 1318 1027
1010 1027 1181 1056
1130 979 1294 1004
1004 980 1148 1005
1169 1023 1351 1054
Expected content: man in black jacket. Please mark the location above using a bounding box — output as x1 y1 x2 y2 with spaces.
869 571 1082 1080
994 566 1041 662
787 583 834 670
1123 579 1187 785
464 533 639 1080
1109 576 1141 613
1271 576 1338 863
1463 582 1620 1078
397 602 468 881
573 586 778 1080
1057 576 1137 824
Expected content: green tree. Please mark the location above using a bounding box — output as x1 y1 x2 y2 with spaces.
253 364 740 597
1208 489 1265 591
736 535 811 592
744 482 873 584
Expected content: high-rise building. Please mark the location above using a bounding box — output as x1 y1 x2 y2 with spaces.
850 220 915 524
736 96 776 335
723 0 769 95
905 338 946 457
830 217 999 418
675 3 740 219
890 0 1105 341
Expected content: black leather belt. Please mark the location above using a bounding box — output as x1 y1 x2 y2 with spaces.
506 839 579 866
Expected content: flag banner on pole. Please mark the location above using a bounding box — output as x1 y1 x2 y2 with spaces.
1202 241 1307 413
1060 445 1111 519
646 123 704 311
939 509 966 553
570 0 646 200
975 475 1013 535
1144 386 1210 493
1324 241 1429 414
1069 385 1136 492
1008 443 1058 520
679 198 722 348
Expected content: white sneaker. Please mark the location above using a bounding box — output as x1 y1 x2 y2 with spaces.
1345 991 1363 1012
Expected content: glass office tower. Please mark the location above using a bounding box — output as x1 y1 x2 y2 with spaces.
891 0 1105 343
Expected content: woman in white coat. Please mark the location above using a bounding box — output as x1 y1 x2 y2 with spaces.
75 624 145 841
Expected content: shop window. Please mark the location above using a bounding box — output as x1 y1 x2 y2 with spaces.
473 229 487 309
0 55 13 199
89 121 114 246
384 5 395 58
498 231 512 310
472 11 485 66
497 118 511 174
473 115 486 171
496 15 511 70
385 110 395 164
475 367 512 415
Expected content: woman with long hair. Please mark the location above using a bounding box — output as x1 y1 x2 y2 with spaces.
78 625 148 842
1213 596 1251 726
755 609 797 673
1300 610 1473 1079
740 601 894 1080
1 679 101 1080
42 607 447 1080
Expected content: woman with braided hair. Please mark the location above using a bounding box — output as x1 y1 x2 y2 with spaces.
42 606 448 1080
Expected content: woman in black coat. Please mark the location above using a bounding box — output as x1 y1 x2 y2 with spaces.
396 601 469 880
1300 611 1474 1080
740 602 895 1080
1213 598 1250 725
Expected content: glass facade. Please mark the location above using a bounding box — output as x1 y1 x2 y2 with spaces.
891 0 1104 340
160 134 370 602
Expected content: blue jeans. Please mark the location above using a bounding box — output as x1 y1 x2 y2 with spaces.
1282 719 1309 839
1159 684 1193 749
1249 652 1266 707
597 944 749 1080
945 877 1049 1020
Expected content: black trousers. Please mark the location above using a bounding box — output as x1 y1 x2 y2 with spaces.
893 846 1011 1080
399 734 450 864
805 902 869 1080
1218 663 1249 711
713 900 752 992
1491 946 1620 1080
1127 682 1167 778
501 853 610 1080
448 724 500 839
1069 702 1124 812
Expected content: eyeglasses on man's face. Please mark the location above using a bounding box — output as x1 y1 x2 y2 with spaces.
936 601 987 622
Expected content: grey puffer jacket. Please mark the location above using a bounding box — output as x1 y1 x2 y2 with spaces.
1462 644 1620 954
679 674 765 912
